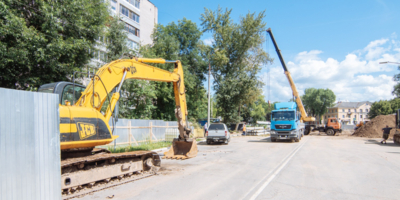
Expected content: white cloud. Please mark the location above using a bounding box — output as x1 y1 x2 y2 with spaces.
203 38 214 46
364 38 389 60
263 36 400 103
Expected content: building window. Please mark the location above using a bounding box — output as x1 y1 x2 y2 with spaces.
354 109 356 112
111 0 117 10
120 5 140 23
126 39 139 50
348 109 350 112
124 23 140 37
366 109 368 112
360 115 362 119
126 0 140 9
342 109 344 112
100 51 107 62
91 49 107 62
120 5 129 17
342 115 345 118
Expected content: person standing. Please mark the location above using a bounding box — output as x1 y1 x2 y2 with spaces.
242 124 246 136
204 122 208 137
381 125 392 144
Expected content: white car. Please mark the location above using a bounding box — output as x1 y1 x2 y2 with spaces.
206 123 231 145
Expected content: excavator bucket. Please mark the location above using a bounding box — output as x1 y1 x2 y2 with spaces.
163 139 198 160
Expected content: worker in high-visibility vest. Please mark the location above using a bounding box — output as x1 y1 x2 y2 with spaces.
242 124 246 136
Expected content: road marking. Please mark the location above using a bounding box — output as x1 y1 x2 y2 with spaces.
247 140 308 200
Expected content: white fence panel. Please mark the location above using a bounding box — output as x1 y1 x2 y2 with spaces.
0 88 61 200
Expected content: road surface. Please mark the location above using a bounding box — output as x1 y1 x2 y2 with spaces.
79 133 400 200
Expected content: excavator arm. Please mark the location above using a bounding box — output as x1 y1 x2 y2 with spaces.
267 28 315 122
76 58 191 140
67 58 197 159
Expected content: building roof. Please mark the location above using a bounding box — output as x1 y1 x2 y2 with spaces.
330 101 372 109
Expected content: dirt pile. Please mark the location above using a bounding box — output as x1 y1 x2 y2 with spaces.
352 115 396 138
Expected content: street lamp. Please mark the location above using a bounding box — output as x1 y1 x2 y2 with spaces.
379 61 400 65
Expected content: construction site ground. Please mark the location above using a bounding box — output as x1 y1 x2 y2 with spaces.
78 131 400 200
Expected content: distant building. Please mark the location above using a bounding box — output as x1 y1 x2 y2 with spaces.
90 0 158 68
324 101 372 125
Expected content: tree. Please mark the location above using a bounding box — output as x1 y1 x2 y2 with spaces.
140 18 208 120
301 88 336 117
390 98 400 112
0 0 108 89
106 17 128 62
118 80 157 119
264 102 278 121
369 100 393 119
201 7 271 123
392 66 400 97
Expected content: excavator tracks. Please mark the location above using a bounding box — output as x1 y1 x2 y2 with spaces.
62 171 155 200
61 150 160 199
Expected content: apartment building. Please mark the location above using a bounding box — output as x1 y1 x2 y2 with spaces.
90 0 158 67
323 101 372 125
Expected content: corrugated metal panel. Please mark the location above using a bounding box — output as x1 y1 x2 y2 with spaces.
0 88 61 200
109 119 179 145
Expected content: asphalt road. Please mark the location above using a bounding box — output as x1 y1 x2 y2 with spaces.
80 133 400 200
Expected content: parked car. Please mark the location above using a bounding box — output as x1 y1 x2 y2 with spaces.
206 123 231 145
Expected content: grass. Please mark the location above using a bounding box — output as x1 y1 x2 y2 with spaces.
108 141 172 153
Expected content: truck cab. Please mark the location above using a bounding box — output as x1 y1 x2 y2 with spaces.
270 102 304 142
318 117 342 135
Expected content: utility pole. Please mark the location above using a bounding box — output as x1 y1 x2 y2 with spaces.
208 60 211 127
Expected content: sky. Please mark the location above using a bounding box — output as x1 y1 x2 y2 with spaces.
150 0 400 103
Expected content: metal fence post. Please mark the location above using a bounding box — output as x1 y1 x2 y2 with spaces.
166 122 168 141
150 122 152 143
128 121 131 146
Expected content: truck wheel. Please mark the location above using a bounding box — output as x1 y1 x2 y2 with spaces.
207 140 211 145
295 137 300 142
304 129 310 135
326 129 334 136
271 138 276 142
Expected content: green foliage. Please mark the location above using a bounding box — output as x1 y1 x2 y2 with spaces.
140 18 208 120
118 80 157 119
108 141 171 153
390 98 400 112
301 88 336 117
369 100 393 119
201 7 271 123
0 0 108 89
392 66 400 97
106 17 128 62
264 102 278 121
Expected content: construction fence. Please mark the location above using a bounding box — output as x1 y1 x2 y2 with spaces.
106 119 205 147
107 119 179 147
0 88 61 200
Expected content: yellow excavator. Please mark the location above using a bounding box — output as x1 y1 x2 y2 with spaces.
39 58 198 193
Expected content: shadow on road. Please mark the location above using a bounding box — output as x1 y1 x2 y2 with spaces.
364 139 400 147
247 137 297 143
197 141 227 146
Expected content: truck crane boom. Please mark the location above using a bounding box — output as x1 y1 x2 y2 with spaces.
266 28 315 122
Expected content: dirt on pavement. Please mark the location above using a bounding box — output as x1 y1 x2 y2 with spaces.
352 115 396 138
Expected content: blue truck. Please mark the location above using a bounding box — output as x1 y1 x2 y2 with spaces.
270 102 305 142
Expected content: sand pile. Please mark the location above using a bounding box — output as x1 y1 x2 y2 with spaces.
352 115 396 138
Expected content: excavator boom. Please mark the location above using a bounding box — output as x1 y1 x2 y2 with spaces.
53 57 197 194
